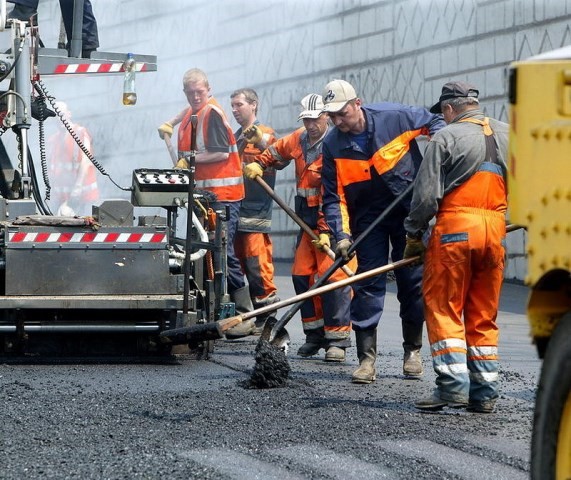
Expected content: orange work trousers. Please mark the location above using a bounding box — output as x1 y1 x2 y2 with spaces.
234 232 277 302
291 231 356 346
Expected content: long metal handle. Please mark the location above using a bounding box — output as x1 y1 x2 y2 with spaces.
254 175 354 277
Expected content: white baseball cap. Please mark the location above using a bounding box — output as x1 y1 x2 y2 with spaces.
322 79 357 112
298 94 324 120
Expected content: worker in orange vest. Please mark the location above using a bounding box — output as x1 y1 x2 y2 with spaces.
158 69 252 337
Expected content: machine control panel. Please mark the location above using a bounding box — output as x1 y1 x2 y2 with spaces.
131 169 191 207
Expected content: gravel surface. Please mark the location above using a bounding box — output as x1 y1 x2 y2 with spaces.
0 278 539 479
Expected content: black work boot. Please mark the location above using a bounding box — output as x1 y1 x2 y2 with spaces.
352 329 377 384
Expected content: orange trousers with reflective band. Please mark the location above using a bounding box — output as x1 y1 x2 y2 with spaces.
423 168 507 404
292 231 356 346
234 232 277 301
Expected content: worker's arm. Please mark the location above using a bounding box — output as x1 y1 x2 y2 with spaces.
321 141 351 242
158 107 190 139
404 139 445 238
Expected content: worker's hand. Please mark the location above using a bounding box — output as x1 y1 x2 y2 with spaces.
312 233 331 251
158 122 174 139
243 125 263 145
176 157 189 169
243 162 264 180
403 234 426 265
335 238 354 262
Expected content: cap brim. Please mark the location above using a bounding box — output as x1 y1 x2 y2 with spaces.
429 101 442 114
322 100 349 113
298 111 321 121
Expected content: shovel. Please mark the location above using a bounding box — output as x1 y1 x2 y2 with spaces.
159 256 419 346
253 175 354 277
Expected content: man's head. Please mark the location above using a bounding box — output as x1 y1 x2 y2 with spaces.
430 81 480 123
322 79 364 134
182 68 211 111
298 94 329 143
55 101 71 122
230 88 258 128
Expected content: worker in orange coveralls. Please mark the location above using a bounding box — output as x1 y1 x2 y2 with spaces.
243 94 356 362
403 81 509 413
230 88 280 337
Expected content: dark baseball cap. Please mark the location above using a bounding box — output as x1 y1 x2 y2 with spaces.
429 81 479 113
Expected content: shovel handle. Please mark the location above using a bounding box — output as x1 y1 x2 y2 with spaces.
254 176 354 277
164 135 178 166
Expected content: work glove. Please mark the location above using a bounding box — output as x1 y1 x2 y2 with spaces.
311 233 331 251
243 124 263 145
158 121 174 139
335 238 354 262
403 234 426 265
243 162 264 180
176 157 189 169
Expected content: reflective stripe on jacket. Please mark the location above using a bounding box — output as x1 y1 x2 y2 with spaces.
178 98 244 202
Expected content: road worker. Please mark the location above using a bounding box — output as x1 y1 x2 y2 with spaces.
157 69 253 335
404 81 509 413
321 79 445 383
47 101 99 216
229 88 280 337
243 94 356 362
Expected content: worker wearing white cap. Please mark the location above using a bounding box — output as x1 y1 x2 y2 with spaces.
243 94 356 362
321 79 446 383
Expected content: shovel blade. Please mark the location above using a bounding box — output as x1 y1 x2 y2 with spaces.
260 316 290 353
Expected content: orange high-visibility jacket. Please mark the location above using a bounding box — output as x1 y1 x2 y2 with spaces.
256 126 329 232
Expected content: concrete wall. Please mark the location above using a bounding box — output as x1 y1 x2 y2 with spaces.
30 0 571 280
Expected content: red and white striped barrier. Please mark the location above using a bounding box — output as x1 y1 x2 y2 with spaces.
8 231 166 244
52 62 149 75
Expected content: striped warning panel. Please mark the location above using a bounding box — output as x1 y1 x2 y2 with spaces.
8 231 167 243
53 62 149 75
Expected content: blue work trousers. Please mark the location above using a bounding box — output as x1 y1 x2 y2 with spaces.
351 217 424 349
214 201 246 294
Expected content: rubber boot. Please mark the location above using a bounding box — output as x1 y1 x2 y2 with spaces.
403 347 423 378
225 286 255 339
352 329 377 384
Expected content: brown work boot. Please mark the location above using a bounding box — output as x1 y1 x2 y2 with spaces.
403 347 424 378
352 329 377 384
325 346 346 362
225 319 255 340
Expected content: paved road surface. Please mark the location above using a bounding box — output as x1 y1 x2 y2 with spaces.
0 261 540 479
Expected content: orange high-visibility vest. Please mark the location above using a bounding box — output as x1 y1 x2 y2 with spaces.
178 99 244 202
